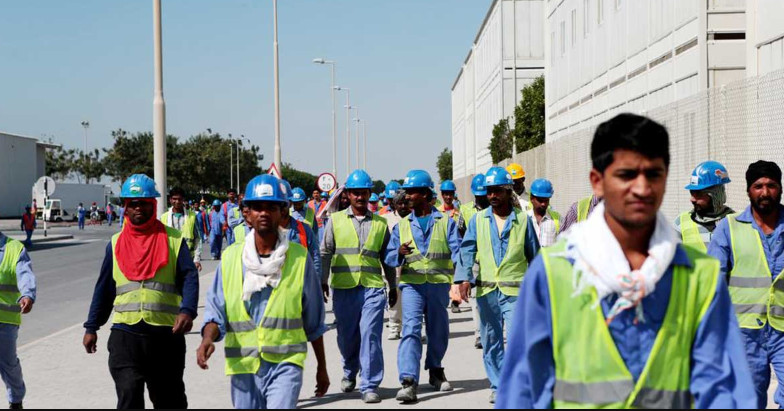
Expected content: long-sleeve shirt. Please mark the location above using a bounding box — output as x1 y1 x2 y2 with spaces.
195 210 210 237
455 208 540 284
224 201 241 229
201 250 326 343
291 207 319 239
163 209 202 264
496 245 756 409
83 241 200 335
0 233 36 302
384 208 462 269
209 210 226 237
320 208 396 288
557 194 601 235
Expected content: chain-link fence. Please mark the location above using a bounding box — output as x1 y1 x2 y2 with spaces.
457 69 784 221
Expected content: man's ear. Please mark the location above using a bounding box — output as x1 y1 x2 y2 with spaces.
589 169 604 199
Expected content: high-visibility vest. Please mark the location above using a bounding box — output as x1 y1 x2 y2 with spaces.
526 203 562 234
475 208 529 298
330 211 388 289
437 204 460 224
399 215 454 285
726 215 784 330
679 212 707 253
459 202 479 228
161 210 197 253
543 240 717 408
0 238 24 326
292 206 316 228
577 196 593 222
379 206 391 216
111 227 183 327
222 242 309 374
233 224 248 244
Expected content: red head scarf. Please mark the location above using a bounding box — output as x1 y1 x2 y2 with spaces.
115 199 170 281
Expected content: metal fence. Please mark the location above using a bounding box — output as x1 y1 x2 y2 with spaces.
460 69 784 221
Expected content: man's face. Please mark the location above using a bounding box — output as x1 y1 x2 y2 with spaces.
170 194 184 212
690 190 713 214
396 197 410 216
293 200 305 211
531 196 550 215
247 201 282 235
228 191 237 203
339 192 350 210
487 186 512 209
242 206 250 224
406 188 430 210
476 196 490 209
513 178 526 195
590 149 667 229
213 205 221 212
313 191 321 202
442 191 456 206
124 199 155 226
749 177 783 216
348 189 370 213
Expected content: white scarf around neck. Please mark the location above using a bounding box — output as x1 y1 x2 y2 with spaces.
241 227 290 301
557 201 680 324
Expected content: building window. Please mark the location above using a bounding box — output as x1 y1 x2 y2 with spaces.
598 0 604 25
560 21 566 56
583 0 590 38
571 10 577 47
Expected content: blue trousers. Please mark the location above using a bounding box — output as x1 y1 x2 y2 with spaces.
476 289 517 391
225 227 235 246
107 215 113 226
230 361 303 409
332 286 386 393
741 325 784 409
78 218 85 230
23 231 33 248
209 233 223 259
0 324 25 404
398 283 450 384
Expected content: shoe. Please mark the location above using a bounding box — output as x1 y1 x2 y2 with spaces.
396 378 418 403
362 391 381 404
429 368 453 392
9 403 22 410
451 302 461 314
388 330 401 340
490 391 496 404
474 336 483 349
341 378 356 393
421 334 428 344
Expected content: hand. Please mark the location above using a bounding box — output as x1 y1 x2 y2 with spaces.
449 285 462 303
19 297 33 314
399 241 414 256
172 313 194 335
458 282 472 303
196 340 215 370
321 284 330 303
195 262 203 272
388 288 398 309
315 366 330 397
83 333 98 354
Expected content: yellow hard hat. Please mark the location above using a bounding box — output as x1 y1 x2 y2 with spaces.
506 163 526 180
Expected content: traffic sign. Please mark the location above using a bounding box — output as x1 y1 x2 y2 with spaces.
34 176 56 198
317 173 337 192
267 163 282 179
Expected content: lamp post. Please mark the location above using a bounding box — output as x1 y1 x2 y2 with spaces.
349 106 360 169
273 0 282 177
80 121 89 154
335 86 351 175
312 58 337 181
362 120 367 170
153 0 167 216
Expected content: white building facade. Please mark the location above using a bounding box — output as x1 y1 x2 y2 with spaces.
0 132 54 217
747 0 784 76
451 0 546 198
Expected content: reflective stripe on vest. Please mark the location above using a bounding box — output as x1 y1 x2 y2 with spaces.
727 215 784 330
399 215 454 285
330 211 387 289
222 242 309 374
679 212 707 253
0 237 23 326
475 208 529 298
161 210 197 252
544 240 717 408
577 196 593 222
111 227 183 327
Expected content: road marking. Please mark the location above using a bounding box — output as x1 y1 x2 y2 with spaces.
18 322 84 351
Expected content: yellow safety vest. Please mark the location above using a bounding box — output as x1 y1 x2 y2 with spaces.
161 210 197 253
679 212 708 253
0 238 24 326
544 240 717 408
437 204 460 224
330 211 388 289
222 242 309 374
528 202 563 234
111 227 183 327
726 214 784 330
459 202 478 229
577 196 594 222
292 206 316 228
475 208 529 298
399 215 454 285
234 224 248 244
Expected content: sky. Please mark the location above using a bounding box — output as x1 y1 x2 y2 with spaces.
0 0 492 184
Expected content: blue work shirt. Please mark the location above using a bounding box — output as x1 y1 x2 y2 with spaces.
0 233 36 302
455 208 540 284
708 205 784 281
384 208 462 268
195 210 209 236
201 249 326 343
239 218 322 280
496 245 756 409
291 207 319 239
224 201 242 229
209 210 226 236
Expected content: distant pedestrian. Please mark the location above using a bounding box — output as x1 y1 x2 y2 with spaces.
20 207 36 248
209 200 226 260
77 203 86 230
106 203 115 227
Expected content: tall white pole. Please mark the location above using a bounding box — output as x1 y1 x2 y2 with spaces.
153 0 167 217
273 0 282 176
345 89 351 175
229 139 233 193
237 139 241 192
330 64 337 180
353 108 360 169
511 0 517 157
363 120 367 170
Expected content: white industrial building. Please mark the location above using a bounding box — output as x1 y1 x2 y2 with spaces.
451 0 546 197
747 0 784 76
0 132 57 218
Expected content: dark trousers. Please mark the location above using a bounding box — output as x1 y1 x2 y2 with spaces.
108 329 188 410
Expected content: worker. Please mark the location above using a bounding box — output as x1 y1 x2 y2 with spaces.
320 169 397 404
380 192 387 207
106 203 115 227
558 193 602 235
506 163 530 211
290 187 317 230
197 174 330 409
454 166 540 404
708 160 784 408
161 187 203 272
528 178 560 247
83 174 200 409
369 193 380 214
278 181 321 282
223 189 241 246
0 228 36 410
437 180 460 223
78 203 87 230
233 201 251 244
308 190 328 230
118 204 125 230
194 202 210 243
20 207 35 248
385 191 410 341
209 200 226 260
379 182 401 216
385 169 461 404
497 113 754 408
676 161 734 252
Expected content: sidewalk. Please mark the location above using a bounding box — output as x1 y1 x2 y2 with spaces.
5 233 74 244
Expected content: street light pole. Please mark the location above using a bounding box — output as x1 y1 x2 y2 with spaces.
273 0 282 177
313 58 337 181
80 121 89 154
335 87 351 175
153 0 167 217
228 134 234 192
362 120 367 170
350 106 360 169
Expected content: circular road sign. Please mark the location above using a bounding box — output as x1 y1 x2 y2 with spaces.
317 173 337 193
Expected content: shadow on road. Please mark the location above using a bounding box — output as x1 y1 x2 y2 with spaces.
26 242 86 252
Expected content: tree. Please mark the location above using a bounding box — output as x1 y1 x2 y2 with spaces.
436 147 453 181
373 180 386 194
489 118 512 164
45 146 77 181
282 164 319 193
488 76 546 163
74 149 106 184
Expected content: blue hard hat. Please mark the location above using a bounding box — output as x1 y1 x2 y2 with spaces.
244 174 288 204
530 178 555 198
471 174 487 196
440 180 457 192
291 188 307 203
280 180 293 204
212 199 222 207
385 181 402 198
484 167 514 187
321 191 329 197
345 169 374 190
685 161 731 190
120 174 161 198
402 170 435 190
370 193 379 203
379 192 386 198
